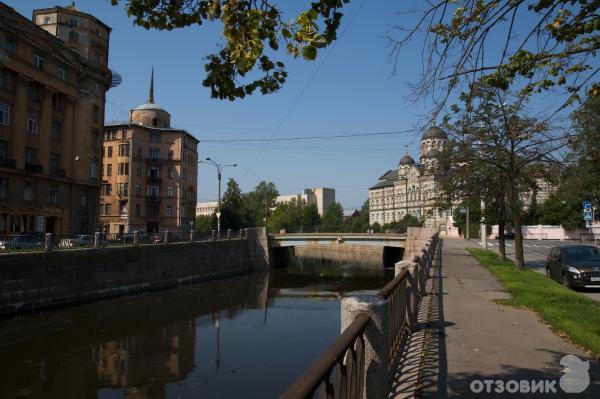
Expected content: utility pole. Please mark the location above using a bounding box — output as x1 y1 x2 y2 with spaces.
199 158 237 239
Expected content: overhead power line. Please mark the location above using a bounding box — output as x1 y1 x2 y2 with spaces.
201 129 419 143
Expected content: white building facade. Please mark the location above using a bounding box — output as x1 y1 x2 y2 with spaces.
196 201 218 217
369 127 449 227
276 188 335 216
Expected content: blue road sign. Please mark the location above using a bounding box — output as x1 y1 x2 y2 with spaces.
584 212 593 221
583 201 592 209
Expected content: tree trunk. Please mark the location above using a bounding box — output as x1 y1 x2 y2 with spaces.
466 202 470 240
498 195 507 260
508 180 525 270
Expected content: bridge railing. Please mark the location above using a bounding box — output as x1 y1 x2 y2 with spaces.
280 232 440 399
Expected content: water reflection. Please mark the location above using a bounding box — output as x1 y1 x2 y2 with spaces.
0 260 392 399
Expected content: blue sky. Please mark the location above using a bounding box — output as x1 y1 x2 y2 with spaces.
6 0 577 212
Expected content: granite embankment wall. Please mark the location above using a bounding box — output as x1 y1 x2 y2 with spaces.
0 232 270 317
292 243 404 267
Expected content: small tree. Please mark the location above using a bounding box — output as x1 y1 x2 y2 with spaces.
321 202 344 232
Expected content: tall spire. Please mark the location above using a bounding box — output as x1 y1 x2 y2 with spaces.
147 67 154 104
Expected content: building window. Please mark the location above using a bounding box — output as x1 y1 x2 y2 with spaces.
149 147 160 160
27 82 41 101
118 163 129 175
134 184 141 196
0 177 7 199
118 144 129 157
50 153 60 174
91 129 100 150
0 69 11 90
94 83 101 96
26 112 38 134
148 203 160 217
25 147 37 164
52 93 64 111
150 132 160 142
24 182 36 201
49 185 59 203
80 191 88 207
136 165 141 177
148 165 160 179
117 183 129 196
68 19 79 27
147 185 160 197
93 105 99 123
106 203 112 215
107 164 112 176
0 36 16 54
33 54 45 69
43 16 52 24
137 146 143 158
90 160 98 179
168 167 175 179
135 203 141 217
101 183 112 196
51 121 61 141
0 140 7 163
58 66 66 80
167 186 173 198
168 150 174 160
68 30 79 42
107 146 113 157
0 103 9 126
166 206 173 216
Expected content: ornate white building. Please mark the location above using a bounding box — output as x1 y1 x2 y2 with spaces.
369 127 449 226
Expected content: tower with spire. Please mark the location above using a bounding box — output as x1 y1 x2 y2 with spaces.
130 68 171 128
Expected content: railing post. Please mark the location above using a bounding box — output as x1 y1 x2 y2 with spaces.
211 229 216 241
164 229 169 244
189 229 194 242
396 260 419 330
227 228 231 240
341 295 390 399
94 232 101 248
133 230 139 245
44 233 53 252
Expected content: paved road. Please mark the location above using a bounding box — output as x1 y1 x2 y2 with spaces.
470 239 600 302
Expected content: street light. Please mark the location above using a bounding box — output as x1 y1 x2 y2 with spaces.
199 157 237 238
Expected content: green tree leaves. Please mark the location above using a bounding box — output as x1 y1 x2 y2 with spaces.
111 0 349 100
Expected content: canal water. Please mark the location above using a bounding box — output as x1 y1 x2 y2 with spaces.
0 260 393 399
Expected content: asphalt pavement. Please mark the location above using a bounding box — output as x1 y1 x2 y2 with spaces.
470 238 600 302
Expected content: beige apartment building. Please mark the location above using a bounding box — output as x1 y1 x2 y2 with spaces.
0 2 111 235
276 188 335 216
99 73 199 234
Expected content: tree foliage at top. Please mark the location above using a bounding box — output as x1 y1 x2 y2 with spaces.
111 0 349 100
392 0 600 115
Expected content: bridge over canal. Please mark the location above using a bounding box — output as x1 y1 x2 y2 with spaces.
268 233 408 268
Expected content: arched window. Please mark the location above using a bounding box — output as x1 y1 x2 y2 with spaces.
152 118 158 127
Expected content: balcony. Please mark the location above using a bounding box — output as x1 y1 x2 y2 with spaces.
146 157 162 165
0 159 16 169
146 175 162 183
50 168 66 178
146 195 161 202
25 163 43 174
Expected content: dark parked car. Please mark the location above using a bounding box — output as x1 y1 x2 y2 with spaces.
494 232 515 239
545 245 600 288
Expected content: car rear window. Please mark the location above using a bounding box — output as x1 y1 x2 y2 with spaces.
564 246 600 262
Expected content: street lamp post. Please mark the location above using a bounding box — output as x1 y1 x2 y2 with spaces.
199 157 237 238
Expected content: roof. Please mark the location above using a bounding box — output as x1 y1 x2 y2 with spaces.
369 180 395 190
398 154 416 166
378 169 399 180
103 122 199 143
133 103 170 113
422 126 448 140
32 5 112 32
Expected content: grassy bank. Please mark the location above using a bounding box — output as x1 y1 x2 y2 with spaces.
467 248 600 357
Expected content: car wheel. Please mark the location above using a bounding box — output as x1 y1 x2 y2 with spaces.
562 273 572 289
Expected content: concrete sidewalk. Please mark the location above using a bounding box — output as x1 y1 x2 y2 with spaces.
417 238 600 398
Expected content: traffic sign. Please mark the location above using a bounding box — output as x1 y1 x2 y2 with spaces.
584 212 593 221
584 208 592 213
583 201 592 209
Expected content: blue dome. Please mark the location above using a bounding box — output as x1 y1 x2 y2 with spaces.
422 126 448 140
